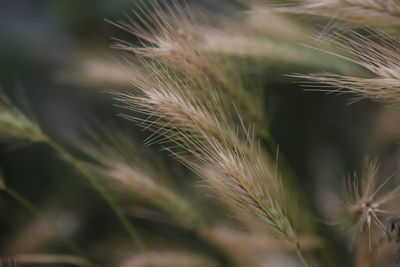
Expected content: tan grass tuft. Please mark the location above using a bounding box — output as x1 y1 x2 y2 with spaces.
77 129 204 228
112 59 298 243
0 92 46 143
108 1 264 126
293 29 400 105
57 55 147 89
339 159 400 247
278 0 400 26
202 226 321 252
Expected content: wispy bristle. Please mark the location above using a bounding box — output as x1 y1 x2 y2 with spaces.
278 0 400 26
294 29 400 105
340 159 400 246
77 129 204 228
112 58 299 242
203 226 320 252
109 1 264 127
57 55 147 88
0 93 46 143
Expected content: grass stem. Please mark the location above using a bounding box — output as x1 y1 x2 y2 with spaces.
2 186 94 267
47 139 145 251
296 245 309 267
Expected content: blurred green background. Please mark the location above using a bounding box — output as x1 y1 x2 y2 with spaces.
1 0 399 266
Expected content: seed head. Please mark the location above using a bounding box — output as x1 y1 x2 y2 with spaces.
341 159 400 247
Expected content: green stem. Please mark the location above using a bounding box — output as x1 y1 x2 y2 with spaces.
47 140 145 251
3 187 94 267
296 246 309 267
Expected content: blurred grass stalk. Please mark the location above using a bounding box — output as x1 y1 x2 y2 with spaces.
1 254 87 266
0 180 91 266
78 128 322 266
0 95 145 252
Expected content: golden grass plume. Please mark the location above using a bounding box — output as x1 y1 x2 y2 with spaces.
277 0 400 26
77 129 204 228
0 92 46 143
109 1 264 128
293 28 400 105
339 159 400 246
111 60 299 243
